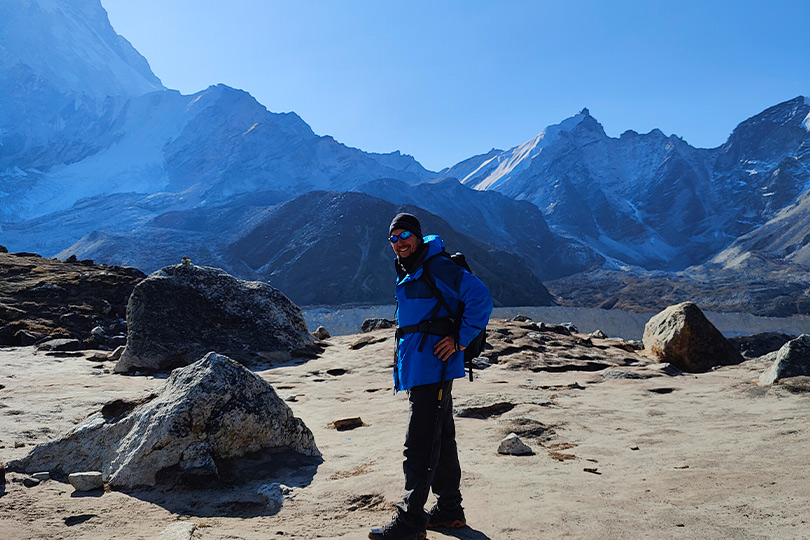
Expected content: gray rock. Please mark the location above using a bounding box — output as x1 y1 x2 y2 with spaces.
257 482 293 513
68 471 103 491
35 338 85 352
31 471 50 481
115 264 314 373
312 326 331 340
16 330 42 346
360 318 396 333
91 326 105 338
601 369 648 380
538 322 571 335
643 302 743 372
589 329 608 339
23 476 41 488
154 522 196 540
10 352 320 489
108 346 126 361
759 334 810 385
498 433 533 455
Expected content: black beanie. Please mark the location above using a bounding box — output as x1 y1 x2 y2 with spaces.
389 212 423 238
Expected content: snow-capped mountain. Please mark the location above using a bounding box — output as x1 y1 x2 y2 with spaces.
0 0 164 184
0 0 435 233
0 0 163 99
446 98 810 271
4 0 810 313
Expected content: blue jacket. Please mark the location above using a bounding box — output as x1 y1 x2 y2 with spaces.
394 235 493 392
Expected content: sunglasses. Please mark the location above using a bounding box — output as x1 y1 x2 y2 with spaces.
389 230 414 243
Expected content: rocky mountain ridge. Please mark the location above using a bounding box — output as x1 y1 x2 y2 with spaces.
447 98 810 272
2 0 810 314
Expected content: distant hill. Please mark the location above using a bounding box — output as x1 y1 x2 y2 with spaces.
60 191 554 307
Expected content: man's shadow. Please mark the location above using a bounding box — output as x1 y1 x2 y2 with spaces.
432 527 492 540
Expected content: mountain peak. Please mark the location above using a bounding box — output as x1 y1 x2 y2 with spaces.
0 0 164 99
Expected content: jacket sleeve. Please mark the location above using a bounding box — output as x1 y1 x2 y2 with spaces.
431 259 493 348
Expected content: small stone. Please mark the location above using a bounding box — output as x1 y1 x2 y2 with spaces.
91 326 105 338
258 482 292 513
360 318 396 333
589 329 608 339
497 433 533 455
32 472 50 481
68 471 104 492
154 522 196 540
312 326 331 340
107 346 126 361
14 441 25 448
331 417 363 431
23 477 41 488
35 338 84 352
601 369 647 380
16 330 41 346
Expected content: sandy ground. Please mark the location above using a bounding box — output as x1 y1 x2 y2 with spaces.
1 326 809 540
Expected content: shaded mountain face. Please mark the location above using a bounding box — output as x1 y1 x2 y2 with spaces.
354 178 603 280
706 188 810 272
447 99 810 271
59 191 554 307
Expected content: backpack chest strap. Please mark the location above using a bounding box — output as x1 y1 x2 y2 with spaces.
395 317 458 351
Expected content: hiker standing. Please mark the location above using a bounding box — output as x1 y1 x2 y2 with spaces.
369 213 493 540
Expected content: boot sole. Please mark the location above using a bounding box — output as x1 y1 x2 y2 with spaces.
426 519 466 529
368 531 426 540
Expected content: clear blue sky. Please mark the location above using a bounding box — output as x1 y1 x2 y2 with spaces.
101 0 810 172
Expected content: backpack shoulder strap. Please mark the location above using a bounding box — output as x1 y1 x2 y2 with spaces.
421 253 459 320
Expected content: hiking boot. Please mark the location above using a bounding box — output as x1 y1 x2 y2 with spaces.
368 515 427 540
425 503 466 529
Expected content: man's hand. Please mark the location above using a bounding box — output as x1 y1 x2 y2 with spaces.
434 335 465 362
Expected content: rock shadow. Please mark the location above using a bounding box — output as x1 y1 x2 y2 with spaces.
124 448 322 518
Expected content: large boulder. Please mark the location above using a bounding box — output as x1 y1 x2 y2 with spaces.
642 302 743 372
115 264 314 373
759 334 810 385
9 352 320 489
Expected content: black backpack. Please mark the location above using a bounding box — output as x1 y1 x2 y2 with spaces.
421 251 488 381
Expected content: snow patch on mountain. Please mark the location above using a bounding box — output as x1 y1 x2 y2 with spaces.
465 109 590 191
803 96 810 131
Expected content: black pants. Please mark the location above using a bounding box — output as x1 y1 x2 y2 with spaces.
396 379 462 529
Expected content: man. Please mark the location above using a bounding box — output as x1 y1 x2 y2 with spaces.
369 213 493 540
